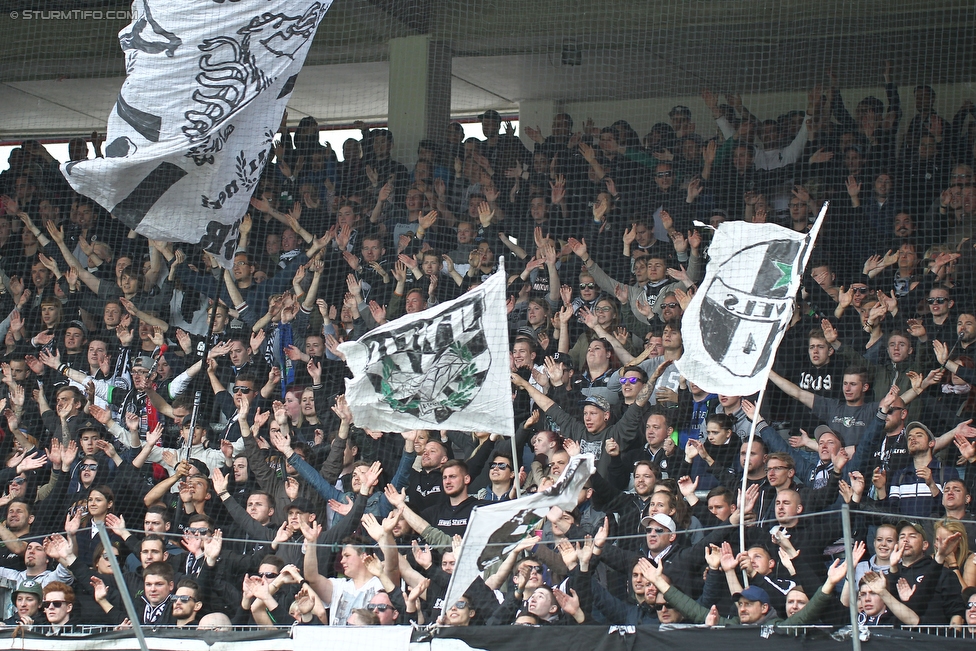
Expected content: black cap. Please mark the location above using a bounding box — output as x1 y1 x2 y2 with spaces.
552 352 574 369
75 418 102 435
66 320 88 337
288 498 315 514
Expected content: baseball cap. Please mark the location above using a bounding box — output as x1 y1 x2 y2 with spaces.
132 356 156 371
814 425 840 440
288 498 315 514
551 352 574 369
75 417 102 435
582 395 610 412
896 519 929 543
639 512 676 531
14 579 42 599
905 421 934 442
962 586 976 604
515 327 538 344
66 320 88 337
479 109 501 122
732 586 771 605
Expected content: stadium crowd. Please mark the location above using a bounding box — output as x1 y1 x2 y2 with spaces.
0 62 976 633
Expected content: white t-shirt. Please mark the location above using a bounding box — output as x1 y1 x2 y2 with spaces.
327 576 383 625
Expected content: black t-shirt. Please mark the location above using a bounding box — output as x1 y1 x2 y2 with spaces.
421 495 483 538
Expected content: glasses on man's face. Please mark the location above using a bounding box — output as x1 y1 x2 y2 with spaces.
185 527 211 536
524 565 542 575
654 602 675 611
620 377 641 385
366 603 392 612
232 386 252 394
851 287 870 294
647 527 667 535
42 601 66 609
80 464 98 472
659 302 680 310
766 466 790 473
255 572 279 579
579 283 596 290
655 172 673 178
173 595 196 603
927 297 949 305
490 462 510 470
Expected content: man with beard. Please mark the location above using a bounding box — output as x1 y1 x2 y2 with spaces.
171 578 204 627
420 460 482 538
0 540 72 596
886 521 964 624
875 422 953 517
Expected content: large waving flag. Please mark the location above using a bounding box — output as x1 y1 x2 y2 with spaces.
442 454 595 611
676 203 827 396
339 269 515 437
60 0 332 266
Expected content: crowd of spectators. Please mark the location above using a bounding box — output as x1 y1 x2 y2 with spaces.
0 61 975 634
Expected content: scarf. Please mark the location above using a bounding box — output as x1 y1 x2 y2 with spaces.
141 594 170 624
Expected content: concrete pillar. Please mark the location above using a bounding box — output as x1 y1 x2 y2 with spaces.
388 35 452 167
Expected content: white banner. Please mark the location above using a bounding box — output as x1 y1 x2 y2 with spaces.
442 454 595 610
339 269 514 437
60 0 332 266
675 203 827 396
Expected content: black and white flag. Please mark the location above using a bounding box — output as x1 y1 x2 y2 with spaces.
442 454 595 611
676 203 827 396
338 268 514 437
60 0 332 266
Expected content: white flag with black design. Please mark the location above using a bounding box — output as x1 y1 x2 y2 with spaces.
339 268 515 437
676 203 828 396
60 0 332 266
442 454 595 612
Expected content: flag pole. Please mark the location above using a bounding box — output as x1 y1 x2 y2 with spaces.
738 386 767 586
500 255 521 498
511 434 522 498
182 266 224 463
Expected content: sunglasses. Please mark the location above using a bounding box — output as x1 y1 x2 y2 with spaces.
927 297 949 304
232 386 253 394
255 572 279 579
490 462 510 470
659 302 680 309
579 283 596 290
185 527 211 536
851 287 869 294
655 172 673 178
10 478 25 485
450 601 470 610
620 377 641 385
366 603 392 612
647 527 668 535
524 565 543 574
654 602 675 611
968 600 976 609
80 464 98 471
173 595 196 603
42 601 66 609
